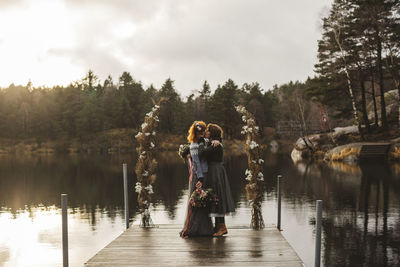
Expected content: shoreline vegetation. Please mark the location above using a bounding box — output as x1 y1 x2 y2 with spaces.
1 126 399 163
0 128 297 156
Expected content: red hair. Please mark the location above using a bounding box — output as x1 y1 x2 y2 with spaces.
187 121 206 143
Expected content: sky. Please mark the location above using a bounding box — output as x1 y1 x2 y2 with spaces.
0 0 333 96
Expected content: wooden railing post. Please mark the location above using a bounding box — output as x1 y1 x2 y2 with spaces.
277 175 282 230
61 194 69 267
315 200 322 267
123 163 129 229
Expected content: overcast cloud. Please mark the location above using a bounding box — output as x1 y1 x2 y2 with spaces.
0 0 332 95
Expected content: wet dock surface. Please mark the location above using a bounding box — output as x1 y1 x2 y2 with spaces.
85 224 304 267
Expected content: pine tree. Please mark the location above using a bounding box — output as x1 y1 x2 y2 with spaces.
209 79 241 139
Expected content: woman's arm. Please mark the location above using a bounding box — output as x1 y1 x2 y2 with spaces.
199 142 219 159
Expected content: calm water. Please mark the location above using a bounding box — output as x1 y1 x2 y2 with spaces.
0 152 399 266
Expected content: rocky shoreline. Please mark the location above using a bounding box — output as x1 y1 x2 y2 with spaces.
291 126 400 163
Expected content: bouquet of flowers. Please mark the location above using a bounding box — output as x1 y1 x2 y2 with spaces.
189 188 217 208
178 144 190 161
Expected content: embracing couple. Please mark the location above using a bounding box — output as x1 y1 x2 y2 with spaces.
179 121 235 238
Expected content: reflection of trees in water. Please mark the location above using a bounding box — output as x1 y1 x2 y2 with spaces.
0 154 138 224
321 163 400 266
2 153 400 266
0 153 251 225
152 152 188 220
285 156 400 266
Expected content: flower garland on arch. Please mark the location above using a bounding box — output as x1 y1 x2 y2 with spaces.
135 102 161 227
235 105 265 230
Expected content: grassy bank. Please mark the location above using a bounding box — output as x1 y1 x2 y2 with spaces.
0 129 271 155
0 128 289 156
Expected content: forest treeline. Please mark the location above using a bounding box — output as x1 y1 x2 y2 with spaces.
0 0 399 143
0 71 292 140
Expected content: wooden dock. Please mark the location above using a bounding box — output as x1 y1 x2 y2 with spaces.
359 143 391 160
85 224 304 267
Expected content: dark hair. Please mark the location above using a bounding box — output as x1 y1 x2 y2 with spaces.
206 123 223 140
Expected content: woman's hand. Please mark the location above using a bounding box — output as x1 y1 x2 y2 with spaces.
196 181 202 189
211 140 220 147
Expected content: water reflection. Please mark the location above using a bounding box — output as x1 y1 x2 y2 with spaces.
287 159 400 266
320 162 400 267
0 153 399 266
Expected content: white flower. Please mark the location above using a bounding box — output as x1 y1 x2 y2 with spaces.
242 125 248 131
242 116 247 122
255 126 259 131
135 182 142 193
150 142 155 148
152 131 156 136
135 132 142 138
145 185 154 194
257 172 264 181
249 141 259 149
145 132 151 136
141 122 148 129
248 128 253 133
142 170 149 176
154 116 159 122
241 131 245 135
258 159 264 164
245 169 252 181
248 118 255 123
252 160 256 163
146 111 153 117
154 105 160 109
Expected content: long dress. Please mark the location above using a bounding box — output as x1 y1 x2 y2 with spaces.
199 142 235 217
180 141 214 237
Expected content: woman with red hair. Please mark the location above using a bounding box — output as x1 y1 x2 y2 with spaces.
180 121 214 238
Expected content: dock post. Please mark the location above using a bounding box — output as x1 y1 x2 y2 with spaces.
123 163 129 229
277 175 282 230
61 194 68 267
315 200 322 267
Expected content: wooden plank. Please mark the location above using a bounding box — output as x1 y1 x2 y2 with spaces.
85 225 304 267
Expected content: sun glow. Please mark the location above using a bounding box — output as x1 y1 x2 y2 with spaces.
0 0 82 87
0 206 62 266
0 205 125 267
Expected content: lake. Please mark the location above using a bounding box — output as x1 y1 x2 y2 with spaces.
0 151 399 266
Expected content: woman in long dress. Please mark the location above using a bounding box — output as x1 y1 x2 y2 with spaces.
199 123 235 237
180 121 214 238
